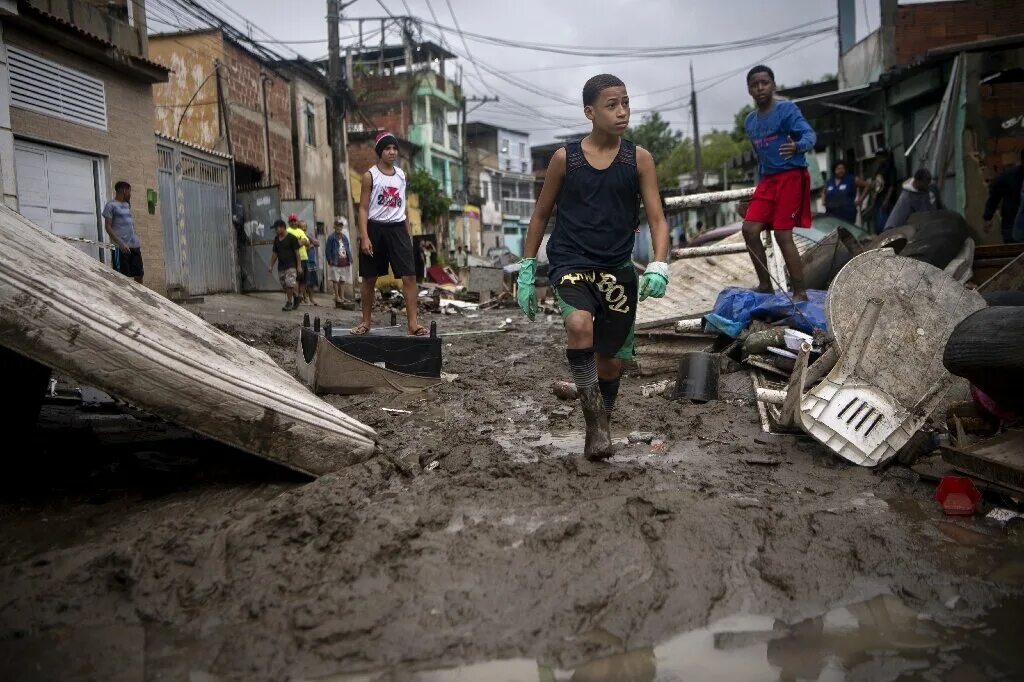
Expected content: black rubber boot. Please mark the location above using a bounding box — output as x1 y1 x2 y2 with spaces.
579 383 614 460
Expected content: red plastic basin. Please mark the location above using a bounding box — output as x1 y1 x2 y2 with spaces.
935 476 981 516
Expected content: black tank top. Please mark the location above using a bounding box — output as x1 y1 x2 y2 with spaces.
547 139 640 284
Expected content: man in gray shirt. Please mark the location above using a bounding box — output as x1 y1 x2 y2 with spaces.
884 168 944 231
102 180 144 284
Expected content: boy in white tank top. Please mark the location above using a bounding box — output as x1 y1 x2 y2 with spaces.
353 132 424 336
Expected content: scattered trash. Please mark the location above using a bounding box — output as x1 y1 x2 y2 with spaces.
628 431 658 444
935 476 981 516
640 379 674 398
674 318 705 334
650 440 668 454
986 508 1024 526
743 327 788 355
424 460 440 471
783 328 816 353
551 380 578 400
767 346 798 372
675 351 720 403
382 407 413 415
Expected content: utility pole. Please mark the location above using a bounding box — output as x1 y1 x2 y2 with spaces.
690 61 703 192
328 0 356 279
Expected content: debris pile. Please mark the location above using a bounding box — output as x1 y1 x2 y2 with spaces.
635 209 1024 522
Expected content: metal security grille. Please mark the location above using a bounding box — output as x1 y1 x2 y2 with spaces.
157 146 174 171
181 154 228 185
7 46 107 130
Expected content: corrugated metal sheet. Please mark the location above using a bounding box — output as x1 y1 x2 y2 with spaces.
636 233 755 329
636 214 870 329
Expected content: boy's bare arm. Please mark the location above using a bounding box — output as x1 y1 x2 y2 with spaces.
523 148 566 259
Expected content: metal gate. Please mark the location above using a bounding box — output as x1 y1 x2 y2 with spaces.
157 137 236 296
237 185 282 292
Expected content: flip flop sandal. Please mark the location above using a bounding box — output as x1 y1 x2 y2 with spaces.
408 325 429 337
350 323 370 335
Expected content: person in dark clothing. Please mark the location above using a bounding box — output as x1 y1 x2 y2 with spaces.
873 149 899 234
823 160 862 224
884 168 944 230
268 219 302 311
983 149 1024 244
517 73 671 460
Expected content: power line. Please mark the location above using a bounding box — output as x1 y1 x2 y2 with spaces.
408 15 835 58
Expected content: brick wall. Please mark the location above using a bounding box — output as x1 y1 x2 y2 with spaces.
221 40 294 194
7 28 167 293
894 0 1024 65
348 142 378 177
353 73 412 136
980 81 1024 177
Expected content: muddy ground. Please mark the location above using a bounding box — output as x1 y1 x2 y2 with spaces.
1 293 1023 681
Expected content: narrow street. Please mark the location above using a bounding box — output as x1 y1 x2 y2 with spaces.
1 296 1022 681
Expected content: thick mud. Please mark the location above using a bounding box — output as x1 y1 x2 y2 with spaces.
1 297 1022 681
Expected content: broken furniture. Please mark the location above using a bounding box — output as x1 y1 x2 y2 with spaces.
297 318 442 395
797 250 985 467
940 430 1024 495
0 206 377 476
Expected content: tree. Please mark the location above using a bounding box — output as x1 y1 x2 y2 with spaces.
626 112 682 163
732 104 754 144
701 130 744 173
407 169 450 226
656 138 694 189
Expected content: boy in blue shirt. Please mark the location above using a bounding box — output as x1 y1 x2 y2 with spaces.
742 65 817 301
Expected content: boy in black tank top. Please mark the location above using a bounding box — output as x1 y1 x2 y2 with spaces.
518 74 672 460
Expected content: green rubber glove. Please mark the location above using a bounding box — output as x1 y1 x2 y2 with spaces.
639 261 669 301
517 257 539 320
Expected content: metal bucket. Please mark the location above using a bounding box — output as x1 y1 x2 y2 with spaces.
676 351 720 403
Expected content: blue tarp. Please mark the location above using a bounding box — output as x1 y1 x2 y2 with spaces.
705 287 829 337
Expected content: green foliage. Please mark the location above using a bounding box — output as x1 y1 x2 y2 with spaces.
701 130 744 172
407 169 450 224
626 112 682 163
656 138 693 189
732 104 755 143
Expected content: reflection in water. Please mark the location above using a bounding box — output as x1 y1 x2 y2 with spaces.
321 593 1024 681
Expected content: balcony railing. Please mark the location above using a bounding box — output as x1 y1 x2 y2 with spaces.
501 197 534 218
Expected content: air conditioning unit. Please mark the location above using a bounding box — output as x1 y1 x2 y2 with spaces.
857 131 885 160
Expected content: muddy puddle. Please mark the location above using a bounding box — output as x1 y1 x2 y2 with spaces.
317 593 1024 681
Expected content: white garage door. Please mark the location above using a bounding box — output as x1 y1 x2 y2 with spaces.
14 141 102 260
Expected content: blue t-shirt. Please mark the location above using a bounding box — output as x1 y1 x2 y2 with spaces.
744 100 817 177
101 199 140 248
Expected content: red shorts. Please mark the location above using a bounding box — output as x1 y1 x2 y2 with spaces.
745 167 812 230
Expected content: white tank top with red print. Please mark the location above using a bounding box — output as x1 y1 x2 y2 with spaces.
367 164 407 223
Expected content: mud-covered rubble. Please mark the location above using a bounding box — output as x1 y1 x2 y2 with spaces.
1 308 1022 681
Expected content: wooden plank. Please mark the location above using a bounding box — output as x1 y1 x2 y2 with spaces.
978 252 1024 292
0 205 376 476
940 430 1024 494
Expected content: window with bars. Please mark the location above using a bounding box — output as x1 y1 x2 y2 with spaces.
304 99 316 146
432 107 446 145
8 46 107 130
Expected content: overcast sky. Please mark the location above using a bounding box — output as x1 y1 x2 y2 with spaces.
155 0 895 145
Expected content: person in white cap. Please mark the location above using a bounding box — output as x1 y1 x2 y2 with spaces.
326 216 353 306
